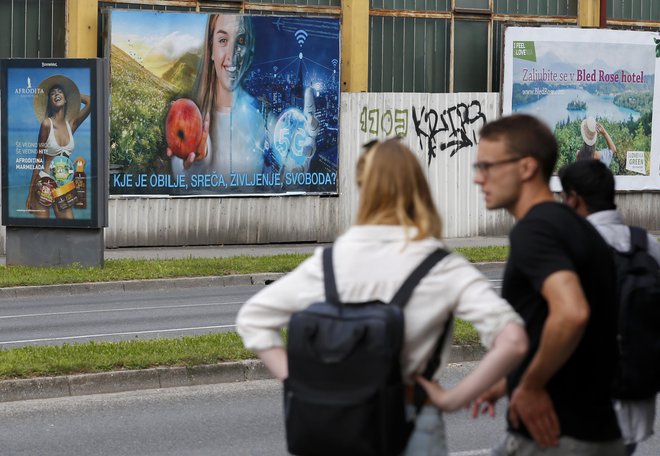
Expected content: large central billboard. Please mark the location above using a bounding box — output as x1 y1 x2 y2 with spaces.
108 10 340 196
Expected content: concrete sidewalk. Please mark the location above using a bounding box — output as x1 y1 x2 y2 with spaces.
106 235 510 260
0 235 509 267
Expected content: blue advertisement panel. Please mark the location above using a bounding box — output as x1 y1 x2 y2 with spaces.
1 59 104 228
109 10 340 195
502 27 660 191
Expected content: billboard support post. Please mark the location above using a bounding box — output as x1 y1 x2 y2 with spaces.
6 227 104 267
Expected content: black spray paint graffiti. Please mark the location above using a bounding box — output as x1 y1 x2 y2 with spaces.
412 101 487 165
359 100 488 166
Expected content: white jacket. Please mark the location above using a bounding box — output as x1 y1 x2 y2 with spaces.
236 225 522 381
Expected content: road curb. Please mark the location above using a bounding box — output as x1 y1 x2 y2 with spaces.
0 273 285 299
0 346 485 403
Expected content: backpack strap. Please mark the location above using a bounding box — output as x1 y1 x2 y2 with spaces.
322 246 340 305
389 249 450 308
629 226 648 253
414 316 453 410
388 248 453 414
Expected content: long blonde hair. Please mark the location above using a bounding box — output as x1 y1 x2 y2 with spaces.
356 139 442 240
194 14 255 117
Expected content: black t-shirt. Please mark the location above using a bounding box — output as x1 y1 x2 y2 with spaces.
503 202 620 442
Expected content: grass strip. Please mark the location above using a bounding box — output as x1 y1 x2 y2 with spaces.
0 255 309 288
0 323 481 380
0 246 509 288
0 333 254 380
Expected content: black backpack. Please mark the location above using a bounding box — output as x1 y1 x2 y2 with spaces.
284 247 451 456
612 226 660 400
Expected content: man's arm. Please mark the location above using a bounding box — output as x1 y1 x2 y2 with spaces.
508 270 590 448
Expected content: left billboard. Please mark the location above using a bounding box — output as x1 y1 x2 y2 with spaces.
1 58 108 228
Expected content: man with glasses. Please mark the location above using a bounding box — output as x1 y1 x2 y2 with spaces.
472 114 624 455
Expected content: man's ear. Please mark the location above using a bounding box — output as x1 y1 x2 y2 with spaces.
519 156 539 181
572 193 590 217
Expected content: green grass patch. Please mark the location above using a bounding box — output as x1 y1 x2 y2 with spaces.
0 246 509 288
0 255 309 288
0 333 254 380
0 322 480 379
453 319 481 346
454 245 508 263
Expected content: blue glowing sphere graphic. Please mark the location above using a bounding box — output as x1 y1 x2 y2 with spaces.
273 108 308 160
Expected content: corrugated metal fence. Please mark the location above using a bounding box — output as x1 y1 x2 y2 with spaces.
99 91 660 248
103 92 509 248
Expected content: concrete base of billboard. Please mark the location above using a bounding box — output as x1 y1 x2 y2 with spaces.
6 227 104 267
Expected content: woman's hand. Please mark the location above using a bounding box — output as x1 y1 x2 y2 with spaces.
415 376 460 412
167 113 210 170
595 122 617 153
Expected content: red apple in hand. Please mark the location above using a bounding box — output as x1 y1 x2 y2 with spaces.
165 98 204 160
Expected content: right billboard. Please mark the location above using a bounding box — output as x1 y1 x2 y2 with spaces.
502 27 660 190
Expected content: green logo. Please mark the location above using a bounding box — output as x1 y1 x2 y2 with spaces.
655 37 660 58
513 41 536 62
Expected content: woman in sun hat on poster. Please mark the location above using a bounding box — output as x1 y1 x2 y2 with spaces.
576 116 616 167
26 74 91 219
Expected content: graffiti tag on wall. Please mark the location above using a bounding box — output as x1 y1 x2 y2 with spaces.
359 107 409 137
359 100 487 165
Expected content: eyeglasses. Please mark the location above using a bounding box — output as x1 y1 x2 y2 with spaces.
472 156 526 174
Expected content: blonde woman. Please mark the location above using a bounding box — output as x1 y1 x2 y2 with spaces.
237 138 528 455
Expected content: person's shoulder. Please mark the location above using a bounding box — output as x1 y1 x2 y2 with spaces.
512 202 569 234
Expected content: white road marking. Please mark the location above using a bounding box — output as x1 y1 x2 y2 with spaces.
0 301 244 320
450 450 491 456
0 324 237 345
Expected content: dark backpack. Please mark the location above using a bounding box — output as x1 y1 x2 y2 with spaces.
284 247 451 456
612 226 660 400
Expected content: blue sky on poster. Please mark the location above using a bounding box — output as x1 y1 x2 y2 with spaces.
111 10 206 76
530 41 655 74
7 67 91 131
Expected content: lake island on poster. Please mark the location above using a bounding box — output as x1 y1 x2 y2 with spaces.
109 10 340 196
502 27 660 190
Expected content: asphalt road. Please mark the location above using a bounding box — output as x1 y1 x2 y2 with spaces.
0 264 504 348
3 362 658 456
0 284 259 348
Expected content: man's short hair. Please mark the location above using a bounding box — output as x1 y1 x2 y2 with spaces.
558 160 616 213
479 114 558 182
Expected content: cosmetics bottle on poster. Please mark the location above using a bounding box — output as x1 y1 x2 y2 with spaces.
73 157 87 209
35 171 57 207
